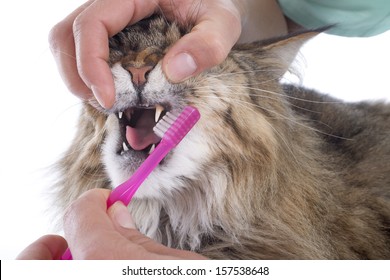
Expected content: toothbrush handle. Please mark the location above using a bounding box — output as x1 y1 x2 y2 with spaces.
61 140 173 260
61 106 200 260
107 139 173 207
62 248 72 260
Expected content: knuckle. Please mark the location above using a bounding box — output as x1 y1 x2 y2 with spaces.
72 12 93 39
68 84 92 100
72 13 85 37
210 37 230 64
48 19 73 53
199 33 230 66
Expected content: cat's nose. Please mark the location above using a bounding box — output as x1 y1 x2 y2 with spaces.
127 66 154 88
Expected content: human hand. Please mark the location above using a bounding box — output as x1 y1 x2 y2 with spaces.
17 189 206 260
49 0 243 109
16 235 68 260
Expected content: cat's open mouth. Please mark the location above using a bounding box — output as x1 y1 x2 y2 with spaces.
116 105 168 155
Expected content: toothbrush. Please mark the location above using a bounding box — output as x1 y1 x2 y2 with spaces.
107 105 200 207
62 105 200 260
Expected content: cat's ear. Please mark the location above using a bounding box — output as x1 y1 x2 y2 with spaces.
257 30 320 76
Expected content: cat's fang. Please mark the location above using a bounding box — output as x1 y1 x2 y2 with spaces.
148 144 156 154
155 105 164 123
123 142 129 152
118 111 124 119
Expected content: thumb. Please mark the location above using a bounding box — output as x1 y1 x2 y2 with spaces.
107 201 137 230
162 6 241 83
107 201 208 260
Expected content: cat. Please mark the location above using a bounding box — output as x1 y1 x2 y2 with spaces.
54 15 390 259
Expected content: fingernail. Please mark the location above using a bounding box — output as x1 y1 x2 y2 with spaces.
110 202 136 229
166 52 197 82
91 85 109 109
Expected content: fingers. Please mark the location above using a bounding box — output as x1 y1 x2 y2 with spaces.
63 189 123 259
49 0 95 102
108 201 207 260
73 0 142 108
50 0 242 107
63 188 206 259
49 0 159 108
107 202 175 259
63 189 156 259
163 1 242 82
16 235 68 260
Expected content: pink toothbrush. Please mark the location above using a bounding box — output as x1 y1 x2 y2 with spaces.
62 105 200 260
107 106 200 207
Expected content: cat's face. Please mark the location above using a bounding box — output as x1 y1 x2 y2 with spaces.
98 16 206 199
97 15 307 200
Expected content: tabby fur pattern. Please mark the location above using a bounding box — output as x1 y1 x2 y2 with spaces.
54 15 390 259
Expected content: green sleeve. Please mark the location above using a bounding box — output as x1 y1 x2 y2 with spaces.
278 0 390 37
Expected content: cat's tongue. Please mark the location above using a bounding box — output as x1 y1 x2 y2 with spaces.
125 110 160 151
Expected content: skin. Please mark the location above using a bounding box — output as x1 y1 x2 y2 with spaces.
17 189 206 260
48 0 288 108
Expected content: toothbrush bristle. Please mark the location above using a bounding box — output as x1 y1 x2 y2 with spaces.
153 106 200 146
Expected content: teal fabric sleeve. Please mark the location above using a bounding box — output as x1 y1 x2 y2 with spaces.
278 0 390 37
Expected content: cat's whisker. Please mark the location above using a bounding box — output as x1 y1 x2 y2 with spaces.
206 68 283 79
191 83 342 132
195 84 341 123
219 84 344 119
194 83 345 131
213 84 344 104
188 97 302 165
192 93 352 141
54 14 390 260
191 79 281 93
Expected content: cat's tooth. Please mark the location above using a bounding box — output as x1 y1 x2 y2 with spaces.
155 105 164 123
118 111 123 119
148 144 156 155
123 142 129 152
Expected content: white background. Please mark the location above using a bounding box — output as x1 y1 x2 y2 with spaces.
0 0 389 259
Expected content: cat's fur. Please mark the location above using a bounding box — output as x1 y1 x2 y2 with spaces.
54 15 390 259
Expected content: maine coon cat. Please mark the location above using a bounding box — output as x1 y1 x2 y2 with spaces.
54 15 390 259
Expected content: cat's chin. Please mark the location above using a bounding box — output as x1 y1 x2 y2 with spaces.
102 144 167 199
102 147 186 200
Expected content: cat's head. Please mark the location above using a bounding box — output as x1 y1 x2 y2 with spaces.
94 15 314 200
